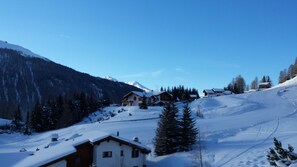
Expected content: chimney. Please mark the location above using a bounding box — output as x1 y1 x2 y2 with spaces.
117 131 119 136
132 137 140 143
51 134 59 142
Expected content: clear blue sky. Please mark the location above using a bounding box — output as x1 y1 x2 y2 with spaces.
1 0 297 92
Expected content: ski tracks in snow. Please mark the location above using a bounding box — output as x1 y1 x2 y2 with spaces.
217 118 279 167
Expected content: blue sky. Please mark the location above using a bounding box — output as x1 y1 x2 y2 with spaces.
1 0 297 92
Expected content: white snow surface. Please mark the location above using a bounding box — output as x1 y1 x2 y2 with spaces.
0 40 48 61
1 77 297 166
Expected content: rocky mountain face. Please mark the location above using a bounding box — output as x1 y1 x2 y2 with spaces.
0 48 140 119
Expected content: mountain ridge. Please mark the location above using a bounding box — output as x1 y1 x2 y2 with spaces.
0 42 141 119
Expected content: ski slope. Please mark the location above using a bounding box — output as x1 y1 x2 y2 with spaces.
1 78 297 166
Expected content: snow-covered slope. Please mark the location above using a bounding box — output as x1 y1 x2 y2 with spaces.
1 78 297 166
125 81 152 92
0 40 48 60
274 76 297 88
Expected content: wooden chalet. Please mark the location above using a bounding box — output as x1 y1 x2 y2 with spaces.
15 131 151 167
203 88 232 97
258 82 272 90
122 91 173 106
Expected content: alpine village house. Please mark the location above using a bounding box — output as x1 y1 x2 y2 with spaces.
122 91 173 106
14 131 151 167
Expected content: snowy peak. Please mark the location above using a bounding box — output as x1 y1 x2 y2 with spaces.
104 76 118 82
125 81 152 92
103 76 151 92
0 40 48 61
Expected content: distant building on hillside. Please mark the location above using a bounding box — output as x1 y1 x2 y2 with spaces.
14 131 151 167
122 91 173 106
189 94 199 101
203 88 232 97
258 82 272 90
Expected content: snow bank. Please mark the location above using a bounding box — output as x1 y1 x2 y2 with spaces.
1 77 297 166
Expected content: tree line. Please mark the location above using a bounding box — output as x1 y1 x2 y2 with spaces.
1 92 102 134
30 92 101 132
279 58 297 84
225 75 272 94
160 85 200 101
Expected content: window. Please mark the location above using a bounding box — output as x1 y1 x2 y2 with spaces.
75 156 81 165
120 150 124 156
102 151 112 158
132 149 139 158
139 97 142 101
134 96 137 101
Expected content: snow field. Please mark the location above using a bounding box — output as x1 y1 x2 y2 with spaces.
1 77 297 166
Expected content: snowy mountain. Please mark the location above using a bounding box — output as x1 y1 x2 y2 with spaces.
0 40 48 60
103 76 152 92
0 41 141 119
1 77 297 166
125 81 152 92
104 75 118 82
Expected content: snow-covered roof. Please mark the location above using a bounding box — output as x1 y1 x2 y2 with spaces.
12 130 150 167
223 91 232 95
259 82 271 85
128 91 168 98
212 88 225 93
0 40 49 61
190 94 198 98
203 89 215 94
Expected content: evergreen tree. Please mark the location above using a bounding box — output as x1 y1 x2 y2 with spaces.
288 65 294 80
292 58 297 77
179 103 198 151
79 92 88 118
24 112 31 135
226 76 246 94
267 138 297 166
261 76 267 83
11 106 22 131
251 77 259 90
154 102 180 156
31 102 44 132
279 70 288 84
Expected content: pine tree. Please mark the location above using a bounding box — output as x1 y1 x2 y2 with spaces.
11 105 22 131
154 102 180 156
279 70 288 84
292 58 297 77
267 138 297 166
288 65 294 80
23 112 31 135
261 76 267 83
251 77 259 90
179 103 198 151
31 102 44 132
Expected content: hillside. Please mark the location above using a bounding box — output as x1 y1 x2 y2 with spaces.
1 78 297 166
0 41 141 119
